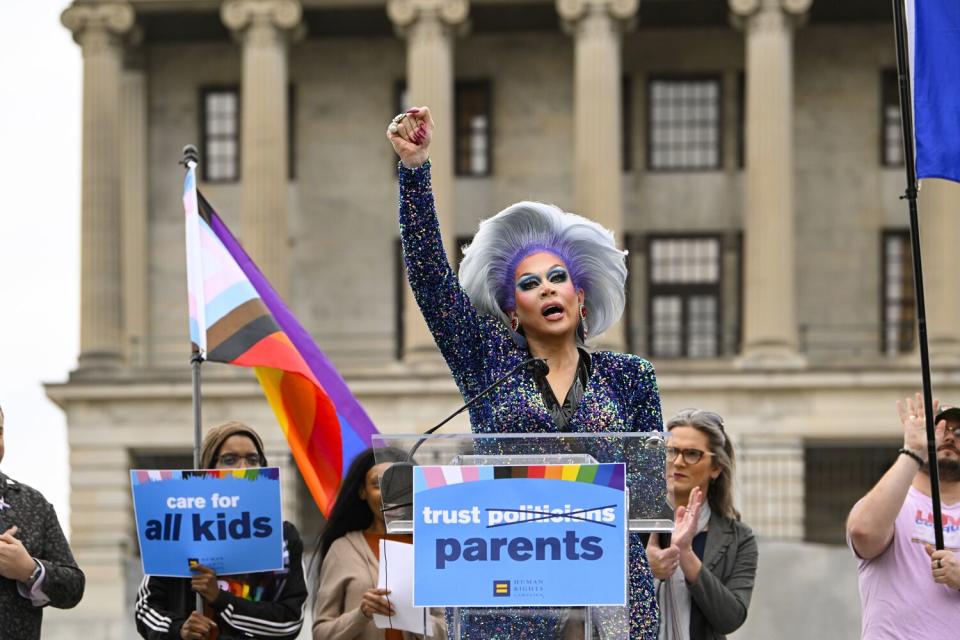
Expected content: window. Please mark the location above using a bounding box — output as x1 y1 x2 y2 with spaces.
455 81 492 176
804 440 899 545
647 235 723 358
881 230 915 354
881 69 905 167
200 87 240 182
647 76 722 171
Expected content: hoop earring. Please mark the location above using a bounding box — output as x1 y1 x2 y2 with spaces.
511 315 520 332
579 304 588 338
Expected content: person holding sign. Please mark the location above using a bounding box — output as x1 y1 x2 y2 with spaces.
645 410 757 640
134 422 307 640
388 107 662 638
313 448 442 640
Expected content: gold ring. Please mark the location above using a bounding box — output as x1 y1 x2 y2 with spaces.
937 559 943 569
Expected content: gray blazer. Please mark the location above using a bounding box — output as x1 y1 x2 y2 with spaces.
686 512 758 640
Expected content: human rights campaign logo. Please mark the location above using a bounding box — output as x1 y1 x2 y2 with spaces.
493 580 510 597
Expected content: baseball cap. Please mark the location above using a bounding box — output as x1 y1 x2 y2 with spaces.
935 405 960 424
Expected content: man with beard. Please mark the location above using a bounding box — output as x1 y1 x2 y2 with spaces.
847 394 960 639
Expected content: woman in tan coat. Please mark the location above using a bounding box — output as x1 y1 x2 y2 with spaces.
313 448 440 640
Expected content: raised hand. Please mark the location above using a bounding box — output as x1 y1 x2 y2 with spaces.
386 106 433 169
897 393 944 462
645 532 680 580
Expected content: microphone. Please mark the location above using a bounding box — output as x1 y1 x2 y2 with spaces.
379 357 549 519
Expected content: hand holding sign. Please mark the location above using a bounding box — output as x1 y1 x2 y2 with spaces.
190 563 221 603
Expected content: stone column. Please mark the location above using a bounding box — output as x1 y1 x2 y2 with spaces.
729 0 811 367
121 51 149 367
919 179 960 362
556 0 636 350
387 0 469 359
221 0 302 299
62 2 136 371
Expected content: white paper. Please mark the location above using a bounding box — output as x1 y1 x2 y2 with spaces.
374 539 434 637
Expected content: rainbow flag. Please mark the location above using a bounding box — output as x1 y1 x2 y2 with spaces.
183 164 378 515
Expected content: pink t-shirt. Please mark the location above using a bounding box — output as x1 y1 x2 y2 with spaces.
851 486 960 639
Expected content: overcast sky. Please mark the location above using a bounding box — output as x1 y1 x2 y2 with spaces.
0 1 81 529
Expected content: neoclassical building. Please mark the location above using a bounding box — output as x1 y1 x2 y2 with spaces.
46 0 960 637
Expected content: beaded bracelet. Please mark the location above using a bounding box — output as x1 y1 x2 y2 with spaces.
898 448 924 467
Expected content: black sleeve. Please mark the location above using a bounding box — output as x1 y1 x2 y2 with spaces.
134 575 187 640
36 498 85 609
209 521 307 639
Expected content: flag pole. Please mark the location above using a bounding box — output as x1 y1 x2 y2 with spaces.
180 144 207 612
891 0 944 550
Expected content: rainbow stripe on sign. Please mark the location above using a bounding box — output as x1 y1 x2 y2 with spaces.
413 464 624 494
130 468 280 485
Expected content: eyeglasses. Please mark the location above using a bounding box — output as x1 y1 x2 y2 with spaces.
216 453 262 468
665 446 714 465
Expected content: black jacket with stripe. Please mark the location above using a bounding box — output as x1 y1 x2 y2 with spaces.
135 520 307 639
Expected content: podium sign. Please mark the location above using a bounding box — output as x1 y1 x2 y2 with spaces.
413 463 627 607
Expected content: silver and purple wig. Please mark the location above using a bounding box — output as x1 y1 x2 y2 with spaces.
458 201 628 339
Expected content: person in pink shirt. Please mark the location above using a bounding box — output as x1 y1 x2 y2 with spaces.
847 394 960 639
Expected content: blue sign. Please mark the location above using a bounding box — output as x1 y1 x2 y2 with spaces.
412 463 627 607
131 468 284 577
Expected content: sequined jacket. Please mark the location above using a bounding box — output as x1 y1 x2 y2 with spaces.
0 471 85 640
134 521 306 640
398 162 664 639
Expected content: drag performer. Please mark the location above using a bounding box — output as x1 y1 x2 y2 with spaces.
387 107 663 639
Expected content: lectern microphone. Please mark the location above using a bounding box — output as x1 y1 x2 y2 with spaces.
379 357 549 520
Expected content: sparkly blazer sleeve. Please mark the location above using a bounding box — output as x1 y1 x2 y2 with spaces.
628 356 662 433
398 161 497 395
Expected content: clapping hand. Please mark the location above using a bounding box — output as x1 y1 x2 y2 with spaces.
386 106 433 169
672 487 704 553
645 488 704 580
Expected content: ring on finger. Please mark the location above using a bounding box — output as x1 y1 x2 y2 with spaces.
937 559 943 569
392 113 407 124
388 122 399 134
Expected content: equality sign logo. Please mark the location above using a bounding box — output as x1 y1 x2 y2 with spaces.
413 463 627 607
130 468 284 577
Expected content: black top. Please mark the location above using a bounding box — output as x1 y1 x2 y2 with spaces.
134 521 307 640
533 349 592 431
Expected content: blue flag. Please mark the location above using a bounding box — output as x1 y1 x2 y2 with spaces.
909 1 960 182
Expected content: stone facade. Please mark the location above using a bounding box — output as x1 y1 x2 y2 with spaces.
47 1 960 638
